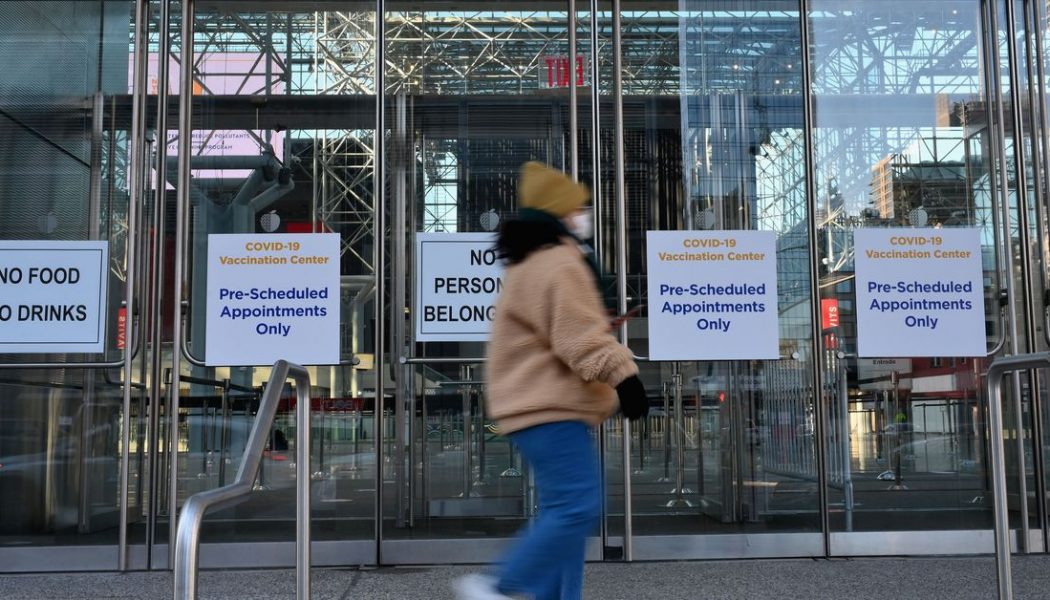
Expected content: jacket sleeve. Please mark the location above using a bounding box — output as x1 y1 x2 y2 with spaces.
541 252 638 386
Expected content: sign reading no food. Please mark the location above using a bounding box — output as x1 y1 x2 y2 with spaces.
0 240 109 354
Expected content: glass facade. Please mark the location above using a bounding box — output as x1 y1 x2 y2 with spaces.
3 0 1050 570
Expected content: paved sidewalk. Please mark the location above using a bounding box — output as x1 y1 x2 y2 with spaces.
2 555 1048 599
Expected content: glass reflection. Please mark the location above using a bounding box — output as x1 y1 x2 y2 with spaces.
626 0 820 537
810 0 1003 532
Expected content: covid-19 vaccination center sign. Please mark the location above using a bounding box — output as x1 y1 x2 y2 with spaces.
646 230 779 360
854 228 985 357
415 233 502 342
0 241 109 354
205 233 339 366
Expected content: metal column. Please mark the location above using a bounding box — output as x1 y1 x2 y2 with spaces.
568 0 578 180
374 0 387 565
985 352 1050 600
146 0 173 567
589 0 603 255
1004 0 1047 547
610 0 634 561
985 0 1031 551
169 0 195 562
119 0 149 572
797 0 833 556
392 91 409 528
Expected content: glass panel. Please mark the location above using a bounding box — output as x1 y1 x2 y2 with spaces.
624 1 821 539
1029 0 1050 539
0 0 135 548
166 5 378 547
809 0 1021 533
1006 0 1046 538
384 2 575 542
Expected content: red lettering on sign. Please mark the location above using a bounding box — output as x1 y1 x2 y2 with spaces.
116 307 127 350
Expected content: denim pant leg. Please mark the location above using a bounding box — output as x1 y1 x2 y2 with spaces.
495 421 600 600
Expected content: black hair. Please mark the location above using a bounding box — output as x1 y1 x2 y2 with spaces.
494 219 564 265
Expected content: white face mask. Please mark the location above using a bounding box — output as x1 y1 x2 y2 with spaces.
566 210 594 240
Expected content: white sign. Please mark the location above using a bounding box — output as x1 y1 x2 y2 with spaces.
646 231 779 360
0 241 109 354
857 358 913 391
415 233 502 342
205 233 339 366
855 227 985 357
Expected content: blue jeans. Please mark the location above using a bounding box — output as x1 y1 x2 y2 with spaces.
496 421 601 600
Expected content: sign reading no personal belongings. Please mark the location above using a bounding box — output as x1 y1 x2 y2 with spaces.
0 241 109 354
415 233 502 342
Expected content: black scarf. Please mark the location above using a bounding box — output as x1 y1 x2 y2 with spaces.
495 208 613 309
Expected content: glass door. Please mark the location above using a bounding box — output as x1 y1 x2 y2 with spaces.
154 1 378 568
809 0 1040 555
381 1 592 563
0 0 137 571
620 1 824 559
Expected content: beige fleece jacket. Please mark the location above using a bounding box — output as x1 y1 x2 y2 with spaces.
485 239 639 434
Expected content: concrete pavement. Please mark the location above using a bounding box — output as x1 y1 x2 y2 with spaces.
2 555 1049 599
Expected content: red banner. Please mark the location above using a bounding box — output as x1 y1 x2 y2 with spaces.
821 299 840 329
116 307 127 350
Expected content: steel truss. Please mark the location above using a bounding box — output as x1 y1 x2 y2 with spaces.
131 6 991 280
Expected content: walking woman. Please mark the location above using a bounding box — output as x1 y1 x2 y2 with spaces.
455 162 649 600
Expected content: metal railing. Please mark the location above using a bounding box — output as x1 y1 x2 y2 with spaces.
986 352 1050 600
173 360 312 600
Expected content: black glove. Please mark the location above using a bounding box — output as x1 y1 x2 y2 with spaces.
616 375 649 421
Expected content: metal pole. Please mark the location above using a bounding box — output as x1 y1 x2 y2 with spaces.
660 381 671 482
1004 0 1042 550
797 0 832 557
589 0 603 257
611 0 633 561
146 0 173 567
1003 0 1039 355
402 356 486 364
218 382 229 486
119 0 149 571
393 92 408 527
1030 3 1050 351
169 0 195 563
986 0 1031 552
668 364 693 507
838 357 853 531
296 371 312 600
568 0 578 181
373 0 386 566
421 391 429 518
893 377 903 489
1023 0 1050 545
88 91 103 240
461 366 475 497
989 368 1015 600
674 367 684 500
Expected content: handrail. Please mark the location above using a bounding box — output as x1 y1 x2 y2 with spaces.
987 291 1009 357
173 359 312 600
985 351 1050 600
1043 296 1050 349
402 356 486 364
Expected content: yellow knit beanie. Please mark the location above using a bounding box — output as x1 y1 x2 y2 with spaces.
518 161 590 217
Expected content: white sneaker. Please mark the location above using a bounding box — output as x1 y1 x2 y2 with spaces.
453 574 512 600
